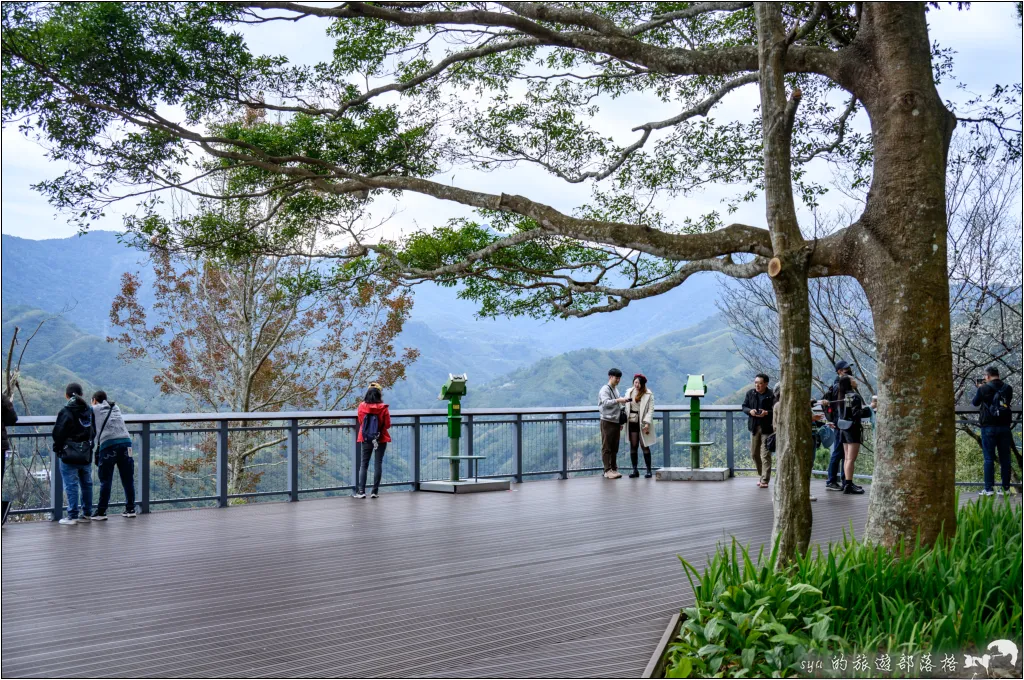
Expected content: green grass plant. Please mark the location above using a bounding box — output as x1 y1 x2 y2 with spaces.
665 495 1023 677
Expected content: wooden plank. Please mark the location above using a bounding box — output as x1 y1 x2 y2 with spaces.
1 476 869 678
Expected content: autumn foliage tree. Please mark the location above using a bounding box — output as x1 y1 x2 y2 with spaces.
110 245 416 495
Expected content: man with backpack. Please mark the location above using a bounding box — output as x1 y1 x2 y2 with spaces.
355 382 392 499
91 391 137 519
972 366 1015 496
51 383 95 525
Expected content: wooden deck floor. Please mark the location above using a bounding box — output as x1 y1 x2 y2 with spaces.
1 476 869 678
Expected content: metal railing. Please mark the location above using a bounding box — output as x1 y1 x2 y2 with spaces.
3 406 1020 520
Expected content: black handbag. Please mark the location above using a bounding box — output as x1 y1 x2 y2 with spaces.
618 407 628 425
60 439 93 466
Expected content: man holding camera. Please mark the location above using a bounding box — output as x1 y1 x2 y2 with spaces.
972 366 1015 496
819 360 854 491
742 374 774 488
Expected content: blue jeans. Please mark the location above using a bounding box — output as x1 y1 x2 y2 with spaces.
826 426 845 485
59 460 93 519
97 444 136 514
981 426 1013 492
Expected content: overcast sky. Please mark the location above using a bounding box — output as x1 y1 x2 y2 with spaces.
1 2 1020 242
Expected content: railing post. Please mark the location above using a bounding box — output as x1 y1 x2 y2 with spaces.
140 421 151 514
50 451 63 521
413 415 421 490
287 418 300 502
559 412 568 480
466 413 474 479
216 420 229 507
515 413 523 483
726 410 735 477
353 417 361 491
662 410 671 468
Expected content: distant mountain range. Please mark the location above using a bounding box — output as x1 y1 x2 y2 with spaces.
1 231 750 411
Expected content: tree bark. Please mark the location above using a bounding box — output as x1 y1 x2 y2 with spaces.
755 4 815 563
843 3 960 547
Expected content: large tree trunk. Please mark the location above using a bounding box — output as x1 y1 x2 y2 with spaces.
756 4 815 563
770 259 815 560
844 3 959 547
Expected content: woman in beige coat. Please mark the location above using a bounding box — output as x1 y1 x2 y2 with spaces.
624 374 657 478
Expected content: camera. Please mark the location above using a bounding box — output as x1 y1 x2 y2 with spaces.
975 376 986 387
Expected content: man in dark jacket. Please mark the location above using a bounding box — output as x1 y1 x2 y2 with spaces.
742 374 774 487
2 392 17 525
972 366 1015 496
819 360 854 491
52 383 95 525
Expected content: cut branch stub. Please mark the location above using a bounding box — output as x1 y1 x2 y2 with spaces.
768 257 783 277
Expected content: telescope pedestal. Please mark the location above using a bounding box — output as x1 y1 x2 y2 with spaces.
420 478 512 493
655 467 729 482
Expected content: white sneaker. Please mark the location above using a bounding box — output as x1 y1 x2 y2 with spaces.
353 493 366 499
78 514 91 523
602 471 611 478
58 517 78 526
996 488 1006 496
809 496 818 502
979 490 995 496
608 470 622 479
121 510 137 518
370 493 379 499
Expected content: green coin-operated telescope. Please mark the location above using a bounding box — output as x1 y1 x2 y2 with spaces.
439 374 468 481
683 374 712 468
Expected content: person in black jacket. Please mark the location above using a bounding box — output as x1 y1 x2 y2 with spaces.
52 383 96 525
972 366 1015 496
835 376 869 495
2 392 17 526
742 374 774 488
819 360 854 491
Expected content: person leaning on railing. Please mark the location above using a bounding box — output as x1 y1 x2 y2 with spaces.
51 383 96 525
91 391 137 519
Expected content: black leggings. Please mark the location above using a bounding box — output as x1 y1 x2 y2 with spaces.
357 441 387 494
628 423 652 472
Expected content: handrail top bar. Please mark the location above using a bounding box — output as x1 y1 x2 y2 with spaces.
10 405 1013 426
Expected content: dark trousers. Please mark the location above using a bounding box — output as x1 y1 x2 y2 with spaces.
826 427 845 485
628 423 652 472
600 419 620 472
357 441 387 494
97 444 136 514
981 426 1013 492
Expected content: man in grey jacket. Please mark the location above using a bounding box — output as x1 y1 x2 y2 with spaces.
91 391 137 519
598 368 628 479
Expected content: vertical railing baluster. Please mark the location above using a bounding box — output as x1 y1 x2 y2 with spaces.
50 450 63 521
413 415 421 490
559 411 568 480
515 413 523 483
662 410 671 468
726 410 735 477
140 421 151 514
287 418 300 502
216 419 229 507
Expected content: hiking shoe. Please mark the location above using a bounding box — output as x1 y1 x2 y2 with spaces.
58 517 78 526
825 482 843 492
121 509 137 518
90 512 108 521
979 489 995 497
370 493 379 499
77 514 91 523
628 470 640 478
353 493 366 499
843 483 864 495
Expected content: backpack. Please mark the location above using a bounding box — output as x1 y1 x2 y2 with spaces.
60 406 95 466
983 384 1012 423
361 412 380 442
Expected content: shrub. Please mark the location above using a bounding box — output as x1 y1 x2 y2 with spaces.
665 496 1023 678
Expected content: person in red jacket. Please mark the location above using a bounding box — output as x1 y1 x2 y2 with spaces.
355 382 392 499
